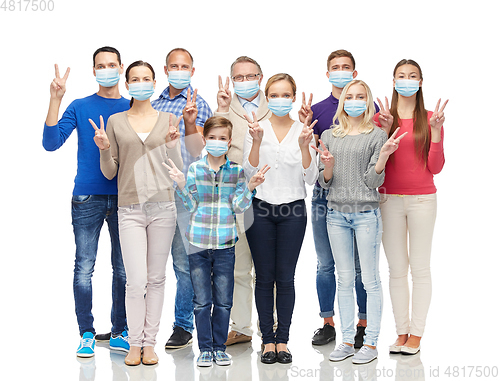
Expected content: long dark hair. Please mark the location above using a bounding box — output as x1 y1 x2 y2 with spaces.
126 60 155 107
389 59 430 166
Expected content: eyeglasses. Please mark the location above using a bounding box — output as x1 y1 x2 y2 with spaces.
232 73 261 82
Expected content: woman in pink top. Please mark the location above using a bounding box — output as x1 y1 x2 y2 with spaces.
374 59 447 356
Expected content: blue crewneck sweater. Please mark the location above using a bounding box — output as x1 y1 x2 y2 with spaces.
43 93 130 195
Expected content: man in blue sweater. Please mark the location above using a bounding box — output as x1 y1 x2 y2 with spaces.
43 46 130 357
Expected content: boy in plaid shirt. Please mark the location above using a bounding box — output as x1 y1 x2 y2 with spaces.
164 116 269 367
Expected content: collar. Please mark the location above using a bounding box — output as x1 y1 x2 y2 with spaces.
201 154 232 172
159 84 193 101
238 92 261 108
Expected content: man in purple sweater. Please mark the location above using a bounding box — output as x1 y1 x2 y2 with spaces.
43 47 130 357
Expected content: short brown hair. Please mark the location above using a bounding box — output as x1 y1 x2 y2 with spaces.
203 116 233 139
166 48 194 66
327 49 356 70
230 56 262 76
264 73 297 97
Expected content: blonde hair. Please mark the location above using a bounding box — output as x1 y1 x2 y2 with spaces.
264 73 297 97
331 80 375 138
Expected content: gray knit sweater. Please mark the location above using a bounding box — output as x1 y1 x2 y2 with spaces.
318 127 387 213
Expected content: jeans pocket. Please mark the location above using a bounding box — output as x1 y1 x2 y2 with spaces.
72 195 92 204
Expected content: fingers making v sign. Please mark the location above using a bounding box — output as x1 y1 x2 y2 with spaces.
248 164 271 191
50 63 70 100
182 87 198 127
429 98 448 131
244 111 264 143
380 127 408 157
311 139 334 169
89 115 110 150
217 75 232 112
162 158 186 189
298 92 314 125
298 119 318 149
376 96 394 136
166 113 182 149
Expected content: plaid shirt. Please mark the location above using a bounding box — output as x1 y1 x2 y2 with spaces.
151 85 212 176
176 156 255 249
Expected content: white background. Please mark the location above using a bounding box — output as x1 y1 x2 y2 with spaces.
1 0 498 380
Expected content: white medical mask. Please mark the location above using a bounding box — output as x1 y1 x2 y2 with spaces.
95 68 120 87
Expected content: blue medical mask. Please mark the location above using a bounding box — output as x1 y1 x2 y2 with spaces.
234 80 260 99
268 98 293 117
395 79 420 97
95 68 120 87
329 71 353 88
128 82 155 101
205 140 228 157
168 70 192 89
344 100 367 117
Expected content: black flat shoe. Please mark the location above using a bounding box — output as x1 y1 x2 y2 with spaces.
277 349 292 364
261 350 277 364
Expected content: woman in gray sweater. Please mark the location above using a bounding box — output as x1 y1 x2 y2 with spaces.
313 80 406 364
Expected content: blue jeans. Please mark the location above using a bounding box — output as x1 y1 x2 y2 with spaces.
311 185 367 320
188 244 235 352
326 208 383 347
246 198 307 345
71 195 127 336
170 194 195 333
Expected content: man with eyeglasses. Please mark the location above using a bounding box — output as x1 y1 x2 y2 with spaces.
215 56 271 346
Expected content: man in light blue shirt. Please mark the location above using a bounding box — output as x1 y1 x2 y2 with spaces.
151 48 212 349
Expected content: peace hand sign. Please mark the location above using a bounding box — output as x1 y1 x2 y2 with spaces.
182 87 198 127
311 139 334 169
162 158 186 189
298 119 318 149
50 63 70 100
166 113 182 149
429 98 448 131
89 115 110 150
376 96 394 135
217 75 232 112
298 92 314 125
244 111 264 143
248 164 270 191
380 127 407 157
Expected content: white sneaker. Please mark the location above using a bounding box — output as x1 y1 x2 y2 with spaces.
352 346 378 364
329 343 355 362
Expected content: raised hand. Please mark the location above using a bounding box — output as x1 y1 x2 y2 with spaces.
248 164 270 191
244 111 264 143
298 119 317 149
89 115 110 150
380 127 407 157
429 98 448 131
298 92 313 125
311 139 334 169
217 75 232 112
376 96 394 135
166 113 182 149
50 63 70 100
162 158 186 189
182 87 198 127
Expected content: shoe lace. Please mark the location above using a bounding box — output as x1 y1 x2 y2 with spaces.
81 338 94 348
359 346 370 354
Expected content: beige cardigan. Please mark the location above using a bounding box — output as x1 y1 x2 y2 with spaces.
100 111 183 207
214 90 271 165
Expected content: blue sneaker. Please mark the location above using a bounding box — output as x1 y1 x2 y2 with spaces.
196 351 213 367
110 331 130 353
77 332 95 358
213 350 232 366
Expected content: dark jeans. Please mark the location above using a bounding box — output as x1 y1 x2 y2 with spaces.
71 194 127 336
188 244 235 352
245 198 307 344
311 185 367 320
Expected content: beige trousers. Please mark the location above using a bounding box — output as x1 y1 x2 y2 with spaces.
118 201 176 347
380 194 437 337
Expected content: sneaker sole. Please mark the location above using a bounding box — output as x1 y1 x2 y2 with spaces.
353 356 377 364
329 353 354 362
196 362 213 367
312 336 335 346
76 352 95 358
110 345 130 353
165 338 193 349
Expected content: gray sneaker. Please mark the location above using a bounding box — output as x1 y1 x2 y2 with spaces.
352 346 378 364
329 343 355 361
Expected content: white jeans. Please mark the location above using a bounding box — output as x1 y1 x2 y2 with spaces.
118 201 176 347
380 194 437 337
